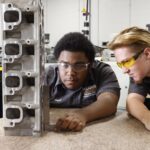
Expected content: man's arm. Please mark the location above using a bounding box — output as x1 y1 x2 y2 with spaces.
78 92 119 122
127 93 150 130
55 92 119 131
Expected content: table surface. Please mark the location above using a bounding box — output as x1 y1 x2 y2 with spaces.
0 108 150 150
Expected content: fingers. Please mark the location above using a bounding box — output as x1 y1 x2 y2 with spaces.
68 119 78 130
74 122 84 131
55 114 85 132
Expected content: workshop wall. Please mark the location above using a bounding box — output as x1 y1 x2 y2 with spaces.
42 0 150 47
1 0 150 47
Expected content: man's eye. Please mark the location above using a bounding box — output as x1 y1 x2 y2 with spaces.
64 64 69 68
125 60 130 64
61 63 68 67
126 59 133 64
76 64 81 67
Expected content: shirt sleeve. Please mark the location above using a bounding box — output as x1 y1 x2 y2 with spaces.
129 78 147 97
94 61 120 97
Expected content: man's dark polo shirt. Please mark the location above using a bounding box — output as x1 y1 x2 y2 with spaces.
44 60 120 108
129 77 150 97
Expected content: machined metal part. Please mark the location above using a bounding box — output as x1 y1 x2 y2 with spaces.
0 0 49 136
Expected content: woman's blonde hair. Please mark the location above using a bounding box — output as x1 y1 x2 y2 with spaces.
107 26 150 51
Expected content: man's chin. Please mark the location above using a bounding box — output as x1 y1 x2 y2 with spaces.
133 78 143 84
65 84 79 90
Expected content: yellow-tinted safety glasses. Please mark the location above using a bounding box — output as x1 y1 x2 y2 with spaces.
117 50 143 68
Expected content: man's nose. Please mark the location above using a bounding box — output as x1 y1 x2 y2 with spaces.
122 66 130 74
66 66 76 74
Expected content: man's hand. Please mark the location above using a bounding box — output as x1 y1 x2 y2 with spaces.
55 111 87 132
55 92 118 132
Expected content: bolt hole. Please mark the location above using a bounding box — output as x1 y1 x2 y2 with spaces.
10 122 13 126
9 90 13 94
27 72 31 76
27 40 30 44
9 58 13 62
28 105 31 108
8 4 12 8
8 25 12 29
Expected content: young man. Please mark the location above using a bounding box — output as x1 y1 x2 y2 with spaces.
45 32 120 131
108 26 150 130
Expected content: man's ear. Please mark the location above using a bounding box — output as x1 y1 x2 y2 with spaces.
144 47 150 59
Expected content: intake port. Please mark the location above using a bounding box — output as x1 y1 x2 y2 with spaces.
26 108 35 117
23 77 35 86
4 10 19 22
22 45 34 55
6 76 20 87
6 108 20 119
22 12 34 23
5 44 20 55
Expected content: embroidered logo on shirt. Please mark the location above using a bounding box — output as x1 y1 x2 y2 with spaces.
54 98 62 102
83 85 96 98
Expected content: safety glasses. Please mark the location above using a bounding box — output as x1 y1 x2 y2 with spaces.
117 49 144 68
57 62 90 72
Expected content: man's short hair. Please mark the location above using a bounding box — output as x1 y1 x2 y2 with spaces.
54 32 95 62
107 26 150 51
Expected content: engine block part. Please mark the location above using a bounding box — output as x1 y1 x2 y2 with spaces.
0 0 49 136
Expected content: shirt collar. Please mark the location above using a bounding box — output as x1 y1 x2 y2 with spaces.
55 67 62 86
